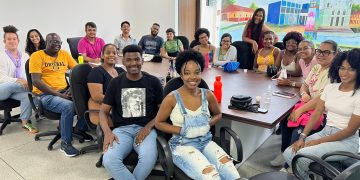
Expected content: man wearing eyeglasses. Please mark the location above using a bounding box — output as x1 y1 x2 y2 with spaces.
29 33 92 157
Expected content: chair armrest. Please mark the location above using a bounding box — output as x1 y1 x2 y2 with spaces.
321 151 360 161
27 92 42 115
156 135 174 180
96 125 104 150
84 109 100 130
292 154 340 180
220 126 243 164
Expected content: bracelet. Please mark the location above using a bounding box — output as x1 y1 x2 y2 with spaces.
300 92 307 96
299 133 307 141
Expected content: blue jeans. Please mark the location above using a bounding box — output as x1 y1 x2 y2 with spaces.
39 94 87 144
170 134 240 180
0 82 32 121
283 126 359 180
102 124 158 180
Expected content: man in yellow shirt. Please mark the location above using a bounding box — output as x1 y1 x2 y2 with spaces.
29 33 92 157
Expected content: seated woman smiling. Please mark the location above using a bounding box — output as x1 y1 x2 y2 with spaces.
87 44 125 125
155 50 240 180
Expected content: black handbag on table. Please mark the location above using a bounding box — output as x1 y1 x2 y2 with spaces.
228 95 259 113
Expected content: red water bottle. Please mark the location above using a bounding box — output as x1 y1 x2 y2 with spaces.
214 75 222 103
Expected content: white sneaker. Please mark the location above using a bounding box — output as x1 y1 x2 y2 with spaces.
279 167 293 174
270 153 285 166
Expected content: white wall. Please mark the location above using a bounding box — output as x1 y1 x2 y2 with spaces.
0 0 177 52
200 0 221 46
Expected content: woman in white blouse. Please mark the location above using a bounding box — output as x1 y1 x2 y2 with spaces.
213 33 237 66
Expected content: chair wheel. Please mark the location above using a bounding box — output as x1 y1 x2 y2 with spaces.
48 146 53 151
35 136 40 141
96 161 102 168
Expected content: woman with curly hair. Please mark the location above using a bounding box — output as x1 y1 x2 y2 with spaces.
193 28 216 68
283 48 360 179
155 50 240 179
275 31 304 77
25 29 46 56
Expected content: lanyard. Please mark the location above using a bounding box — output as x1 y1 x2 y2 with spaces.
5 50 22 78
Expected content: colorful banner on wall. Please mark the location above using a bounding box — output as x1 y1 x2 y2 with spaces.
220 0 360 49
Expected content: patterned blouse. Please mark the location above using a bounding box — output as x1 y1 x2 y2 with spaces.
304 64 330 98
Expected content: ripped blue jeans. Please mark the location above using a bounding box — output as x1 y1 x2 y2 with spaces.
169 89 240 180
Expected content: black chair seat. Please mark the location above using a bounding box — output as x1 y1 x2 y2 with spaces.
0 99 20 109
309 158 359 179
249 171 298 180
123 151 139 165
42 109 61 120
0 99 21 135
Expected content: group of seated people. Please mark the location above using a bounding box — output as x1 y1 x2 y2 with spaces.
1 7 360 180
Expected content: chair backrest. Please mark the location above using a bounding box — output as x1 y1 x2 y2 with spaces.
334 161 360 180
176 36 189 50
189 39 199 49
69 64 95 129
163 77 209 97
67 37 82 61
231 41 254 69
25 60 33 92
274 42 284 50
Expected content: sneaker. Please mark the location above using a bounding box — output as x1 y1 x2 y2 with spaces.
280 167 293 174
270 153 285 166
73 128 94 142
60 141 80 157
22 123 39 134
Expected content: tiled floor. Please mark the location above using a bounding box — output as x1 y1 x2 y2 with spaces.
1 108 284 180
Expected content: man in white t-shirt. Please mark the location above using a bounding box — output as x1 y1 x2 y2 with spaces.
0 25 36 133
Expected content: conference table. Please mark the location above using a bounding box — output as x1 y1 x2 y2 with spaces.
140 59 300 162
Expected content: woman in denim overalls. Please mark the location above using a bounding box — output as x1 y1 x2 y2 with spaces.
155 50 240 180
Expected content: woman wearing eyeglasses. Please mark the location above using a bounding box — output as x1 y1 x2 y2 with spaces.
213 33 237 66
270 40 339 169
283 48 360 179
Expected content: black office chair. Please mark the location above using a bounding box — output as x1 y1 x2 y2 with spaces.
176 36 189 50
157 77 243 180
25 60 83 150
231 41 254 70
293 153 360 180
189 40 212 49
67 37 82 61
69 64 102 165
274 42 285 50
0 99 21 135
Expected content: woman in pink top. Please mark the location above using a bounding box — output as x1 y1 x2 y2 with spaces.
298 40 318 79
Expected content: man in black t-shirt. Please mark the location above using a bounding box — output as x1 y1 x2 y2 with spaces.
99 45 163 180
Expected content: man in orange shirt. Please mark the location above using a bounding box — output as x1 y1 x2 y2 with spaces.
29 33 92 157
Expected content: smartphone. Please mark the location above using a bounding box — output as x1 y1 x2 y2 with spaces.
257 108 268 114
272 90 296 98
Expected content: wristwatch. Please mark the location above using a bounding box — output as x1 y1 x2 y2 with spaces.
299 133 307 141
291 81 296 87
